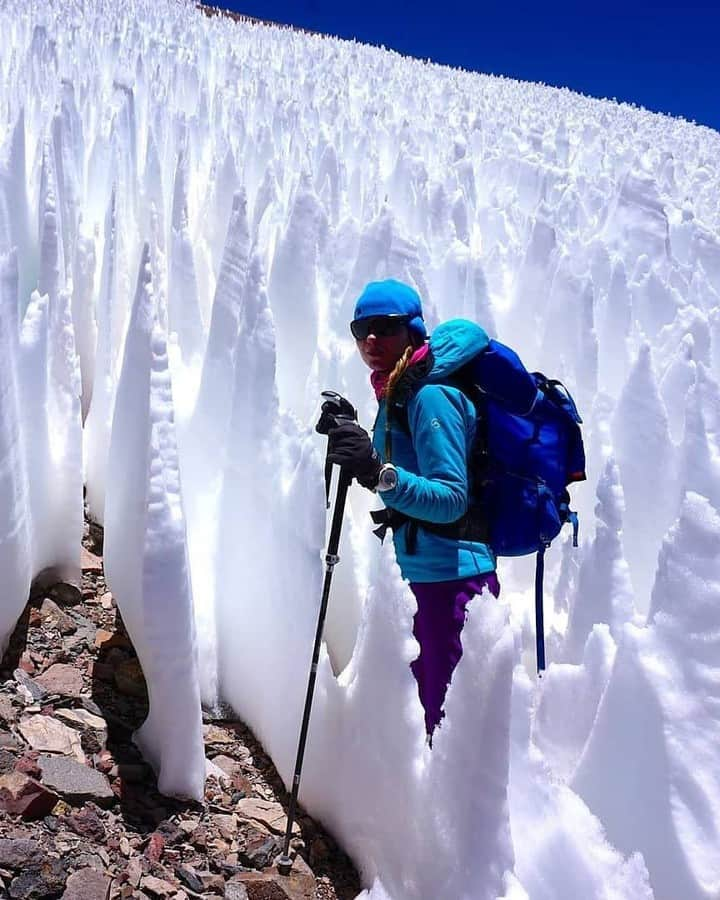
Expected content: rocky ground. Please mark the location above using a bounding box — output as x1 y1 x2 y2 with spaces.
0 521 361 900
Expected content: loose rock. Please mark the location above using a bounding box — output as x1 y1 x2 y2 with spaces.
236 799 300 837
61 866 112 900
34 664 85 698
0 838 41 869
18 715 85 763
37 755 114 805
39 598 77 635
0 770 60 819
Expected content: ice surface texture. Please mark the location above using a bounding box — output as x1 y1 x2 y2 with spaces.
1 0 720 895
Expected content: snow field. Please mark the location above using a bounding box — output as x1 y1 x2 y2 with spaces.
1 0 720 896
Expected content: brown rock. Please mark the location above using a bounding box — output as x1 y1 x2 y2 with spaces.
199 872 226 893
62 866 112 899
114 658 147 698
14 753 41 779
203 725 234 746
95 629 132 650
66 803 107 841
213 813 238 840
144 832 165 863
0 770 59 818
28 607 42 628
236 799 299 837
18 651 35 674
35 663 85 698
81 546 103 572
125 855 143 887
236 854 316 900
18 714 85 762
141 874 177 897
39 597 77 634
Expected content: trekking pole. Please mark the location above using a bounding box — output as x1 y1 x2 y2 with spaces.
277 393 356 876
535 547 546 675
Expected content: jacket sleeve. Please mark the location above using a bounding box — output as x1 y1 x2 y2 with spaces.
381 384 471 524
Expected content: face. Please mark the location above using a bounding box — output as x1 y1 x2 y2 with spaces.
356 324 413 372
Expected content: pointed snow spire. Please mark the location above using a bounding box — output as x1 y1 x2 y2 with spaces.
268 174 325 412
169 210 204 364
37 141 63 306
574 492 720 900
676 381 720 512
695 362 720 442
659 333 696 442
575 279 599 410
611 342 675 609
0 250 20 357
4 109 33 311
564 458 635 662
0 257 31 653
104 248 205 800
18 290 51 573
599 257 632 396
84 186 120 524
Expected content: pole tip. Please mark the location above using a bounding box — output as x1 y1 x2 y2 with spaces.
276 854 294 876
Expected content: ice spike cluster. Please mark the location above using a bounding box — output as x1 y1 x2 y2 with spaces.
1 1 720 897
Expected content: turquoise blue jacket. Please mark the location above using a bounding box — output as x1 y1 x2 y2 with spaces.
371 319 496 583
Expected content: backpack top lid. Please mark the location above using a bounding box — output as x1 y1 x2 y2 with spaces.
422 319 491 382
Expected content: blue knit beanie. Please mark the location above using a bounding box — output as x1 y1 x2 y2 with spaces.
352 279 427 342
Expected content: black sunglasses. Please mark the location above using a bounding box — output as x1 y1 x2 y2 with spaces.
350 314 410 341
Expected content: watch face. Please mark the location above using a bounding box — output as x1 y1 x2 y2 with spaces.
380 466 398 490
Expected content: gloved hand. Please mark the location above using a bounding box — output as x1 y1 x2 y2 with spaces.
315 393 357 435
326 422 382 489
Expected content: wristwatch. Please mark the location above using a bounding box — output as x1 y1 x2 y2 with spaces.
376 463 398 492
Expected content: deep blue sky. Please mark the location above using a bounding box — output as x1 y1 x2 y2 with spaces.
217 1 720 132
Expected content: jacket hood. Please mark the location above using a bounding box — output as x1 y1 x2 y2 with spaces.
424 319 490 381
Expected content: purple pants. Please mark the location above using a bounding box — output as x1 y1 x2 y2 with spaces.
409 572 500 739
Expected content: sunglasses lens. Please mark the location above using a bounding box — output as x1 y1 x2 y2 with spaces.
350 319 370 340
351 316 408 340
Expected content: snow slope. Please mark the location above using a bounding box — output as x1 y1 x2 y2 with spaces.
1 0 720 895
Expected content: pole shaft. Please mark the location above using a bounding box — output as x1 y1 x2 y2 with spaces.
280 468 351 861
535 547 546 675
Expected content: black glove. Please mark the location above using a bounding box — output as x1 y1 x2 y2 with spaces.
326 422 383 489
316 393 357 435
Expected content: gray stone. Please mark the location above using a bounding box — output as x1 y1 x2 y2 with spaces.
61 867 112 900
13 670 46 702
38 755 114 805
225 883 250 900
0 838 41 869
0 695 17 723
9 858 66 899
175 865 204 893
56 708 107 734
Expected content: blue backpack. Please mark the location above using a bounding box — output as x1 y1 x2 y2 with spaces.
389 335 586 673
